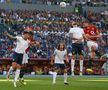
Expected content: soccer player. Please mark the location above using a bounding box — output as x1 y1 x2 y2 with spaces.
69 22 86 76
7 47 30 82
84 22 105 72
5 30 33 87
49 43 69 85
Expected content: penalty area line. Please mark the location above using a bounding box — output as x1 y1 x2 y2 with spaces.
79 80 108 82
0 79 40 82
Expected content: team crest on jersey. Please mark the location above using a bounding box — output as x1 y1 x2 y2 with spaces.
90 31 95 35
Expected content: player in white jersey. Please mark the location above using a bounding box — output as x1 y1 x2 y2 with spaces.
69 22 86 76
5 30 33 87
49 43 69 85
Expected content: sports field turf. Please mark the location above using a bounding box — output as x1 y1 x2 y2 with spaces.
0 76 108 90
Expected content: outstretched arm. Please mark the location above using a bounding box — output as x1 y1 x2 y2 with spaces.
5 31 17 40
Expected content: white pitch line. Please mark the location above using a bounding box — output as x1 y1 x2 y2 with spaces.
0 79 39 82
80 80 108 82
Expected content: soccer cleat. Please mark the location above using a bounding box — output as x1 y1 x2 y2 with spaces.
64 82 69 85
52 82 56 85
86 68 93 73
19 78 27 85
13 81 17 87
6 74 10 81
80 72 83 76
71 72 74 76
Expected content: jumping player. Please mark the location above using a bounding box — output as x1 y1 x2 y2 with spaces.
5 30 33 87
69 22 86 76
84 22 105 72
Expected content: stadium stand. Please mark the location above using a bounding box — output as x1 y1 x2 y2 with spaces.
0 2 108 75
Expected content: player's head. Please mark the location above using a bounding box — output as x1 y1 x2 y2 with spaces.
23 30 34 40
72 22 78 27
57 42 66 51
83 22 89 27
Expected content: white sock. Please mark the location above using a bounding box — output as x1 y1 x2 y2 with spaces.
14 69 20 82
8 66 13 75
53 72 57 84
64 73 67 83
71 60 75 72
80 60 83 73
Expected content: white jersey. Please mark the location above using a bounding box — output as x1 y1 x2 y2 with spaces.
15 36 30 54
69 27 84 43
54 49 67 64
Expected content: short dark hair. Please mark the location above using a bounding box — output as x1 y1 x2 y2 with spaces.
23 30 34 35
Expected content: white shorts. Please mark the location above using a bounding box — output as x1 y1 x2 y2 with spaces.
22 53 29 64
87 41 98 51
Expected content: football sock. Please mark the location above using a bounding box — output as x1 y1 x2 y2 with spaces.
8 66 13 75
64 73 67 83
95 50 101 58
88 58 93 68
71 60 75 73
53 72 57 84
14 69 20 82
19 69 25 79
80 60 83 72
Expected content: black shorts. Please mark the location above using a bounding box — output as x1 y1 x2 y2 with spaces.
54 63 66 70
13 52 23 65
72 43 84 55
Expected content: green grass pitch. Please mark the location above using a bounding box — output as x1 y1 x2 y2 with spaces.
0 76 108 90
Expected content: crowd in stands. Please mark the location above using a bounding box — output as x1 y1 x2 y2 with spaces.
0 8 108 75
0 8 108 58
0 0 108 6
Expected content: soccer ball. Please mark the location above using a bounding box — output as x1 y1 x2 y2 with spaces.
60 2 67 7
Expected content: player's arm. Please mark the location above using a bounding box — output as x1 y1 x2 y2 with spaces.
96 29 106 45
64 54 69 64
5 31 17 40
83 33 91 41
64 50 69 64
50 49 57 65
85 34 100 39
50 55 55 65
30 41 40 46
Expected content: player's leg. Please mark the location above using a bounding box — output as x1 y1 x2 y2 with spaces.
63 65 69 85
79 55 83 76
19 64 27 85
19 68 24 79
78 44 84 76
20 53 29 78
13 54 23 87
7 62 17 80
86 41 97 72
7 53 18 80
71 44 77 76
94 44 101 58
71 55 75 76
14 64 22 87
51 64 59 84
